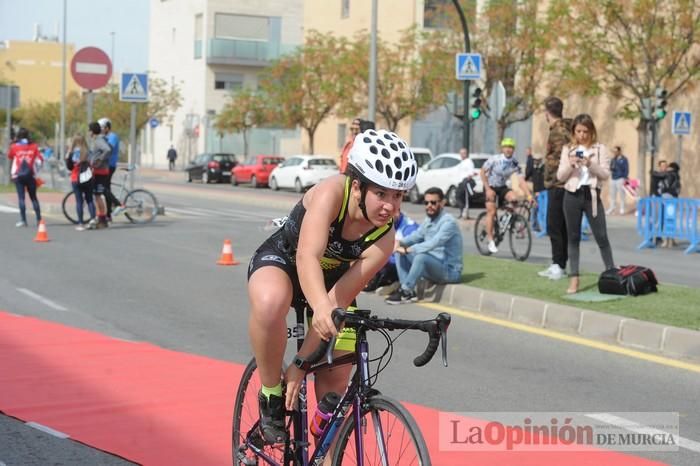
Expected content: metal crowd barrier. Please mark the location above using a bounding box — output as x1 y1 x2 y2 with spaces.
637 196 700 255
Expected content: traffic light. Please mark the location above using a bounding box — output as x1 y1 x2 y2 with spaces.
471 87 482 120
654 87 668 120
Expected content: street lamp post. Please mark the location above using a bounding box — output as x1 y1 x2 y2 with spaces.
452 0 471 151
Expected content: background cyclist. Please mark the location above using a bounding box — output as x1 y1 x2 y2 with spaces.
480 137 532 253
246 129 417 445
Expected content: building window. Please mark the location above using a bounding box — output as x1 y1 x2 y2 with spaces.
194 14 203 58
215 13 268 40
341 0 350 18
215 73 244 91
337 124 347 148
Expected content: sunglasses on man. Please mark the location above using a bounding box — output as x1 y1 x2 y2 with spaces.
424 200 440 206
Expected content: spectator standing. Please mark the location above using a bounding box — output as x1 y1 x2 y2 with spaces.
386 187 463 304
526 152 545 231
660 162 681 248
65 135 96 231
557 114 615 294
88 122 113 229
455 147 476 219
538 96 572 281
98 117 121 221
339 118 361 173
606 145 629 215
8 128 43 227
363 210 419 293
167 144 178 171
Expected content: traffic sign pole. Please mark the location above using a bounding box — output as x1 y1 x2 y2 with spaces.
86 90 94 124
129 104 136 190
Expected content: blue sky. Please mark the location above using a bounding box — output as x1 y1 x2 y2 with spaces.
0 0 149 73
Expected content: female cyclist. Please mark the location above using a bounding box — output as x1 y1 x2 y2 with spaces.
247 129 417 444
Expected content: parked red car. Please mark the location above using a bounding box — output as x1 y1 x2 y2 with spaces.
231 155 285 188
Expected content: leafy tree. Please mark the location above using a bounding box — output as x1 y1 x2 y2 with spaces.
215 89 266 156
557 0 700 193
346 27 456 132
477 0 563 142
259 30 353 154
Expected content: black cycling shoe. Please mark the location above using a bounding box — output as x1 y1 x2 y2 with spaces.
258 391 287 444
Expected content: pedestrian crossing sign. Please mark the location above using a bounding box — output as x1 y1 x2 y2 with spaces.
120 73 149 102
672 111 691 136
455 53 482 80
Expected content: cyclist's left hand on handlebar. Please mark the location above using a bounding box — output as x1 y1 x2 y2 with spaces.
312 306 338 341
284 365 305 411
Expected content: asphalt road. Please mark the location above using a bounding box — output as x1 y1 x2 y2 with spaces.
0 173 698 465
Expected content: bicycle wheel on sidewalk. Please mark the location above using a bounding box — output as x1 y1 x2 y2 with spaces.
62 191 79 225
123 189 158 224
332 394 431 465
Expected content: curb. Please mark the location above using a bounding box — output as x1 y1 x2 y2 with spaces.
418 283 700 362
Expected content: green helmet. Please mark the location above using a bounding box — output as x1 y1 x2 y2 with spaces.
501 137 516 148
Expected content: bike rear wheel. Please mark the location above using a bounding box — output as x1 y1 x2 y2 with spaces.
233 359 288 466
508 213 532 261
332 395 431 465
474 212 494 256
123 189 158 224
62 191 79 225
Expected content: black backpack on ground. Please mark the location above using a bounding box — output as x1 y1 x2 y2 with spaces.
598 265 659 296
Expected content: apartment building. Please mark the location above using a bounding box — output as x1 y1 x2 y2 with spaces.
0 40 80 104
147 0 303 169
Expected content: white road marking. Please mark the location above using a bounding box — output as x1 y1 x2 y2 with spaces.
0 205 20 213
26 421 70 439
17 288 68 312
585 413 700 453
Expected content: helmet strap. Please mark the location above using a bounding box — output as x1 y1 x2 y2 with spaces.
358 182 370 222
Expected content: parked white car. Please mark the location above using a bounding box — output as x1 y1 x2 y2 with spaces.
269 155 339 193
409 152 492 206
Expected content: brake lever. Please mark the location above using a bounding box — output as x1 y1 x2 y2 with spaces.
440 330 448 367
325 336 336 365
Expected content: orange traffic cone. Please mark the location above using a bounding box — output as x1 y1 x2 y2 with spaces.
34 220 50 242
217 239 239 265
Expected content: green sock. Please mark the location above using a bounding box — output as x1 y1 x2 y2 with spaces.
261 383 283 400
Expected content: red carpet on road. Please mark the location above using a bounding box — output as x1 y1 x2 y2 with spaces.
0 311 665 465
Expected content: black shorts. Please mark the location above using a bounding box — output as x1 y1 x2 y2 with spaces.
247 230 347 311
93 175 109 195
488 186 512 206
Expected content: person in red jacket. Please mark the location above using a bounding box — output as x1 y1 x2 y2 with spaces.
8 128 43 227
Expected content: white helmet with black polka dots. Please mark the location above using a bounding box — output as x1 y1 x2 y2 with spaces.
348 129 417 190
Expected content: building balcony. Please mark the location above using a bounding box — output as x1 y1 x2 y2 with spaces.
205 38 295 66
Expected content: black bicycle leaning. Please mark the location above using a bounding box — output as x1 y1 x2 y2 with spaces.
474 200 533 261
62 165 159 225
233 307 451 466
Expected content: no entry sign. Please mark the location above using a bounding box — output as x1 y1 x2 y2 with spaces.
70 47 112 90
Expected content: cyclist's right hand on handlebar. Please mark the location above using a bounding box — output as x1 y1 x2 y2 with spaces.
312 306 338 341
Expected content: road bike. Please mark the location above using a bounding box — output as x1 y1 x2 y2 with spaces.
474 200 532 261
62 165 159 225
233 307 451 465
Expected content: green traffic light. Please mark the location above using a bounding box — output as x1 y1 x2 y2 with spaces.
656 109 667 120
471 108 481 119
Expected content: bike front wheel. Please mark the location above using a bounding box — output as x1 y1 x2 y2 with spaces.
62 191 79 224
123 189 158 224
332 395 431 465
232 359 287 466
473 212 494 256
508 213 532 261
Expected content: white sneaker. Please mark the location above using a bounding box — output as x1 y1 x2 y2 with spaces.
75 225 86 231
619 208 625 215
538 264 556 278
15 221 27 228
112 205 126 217
548 264 565 280
487 240 498 254
605 207 614 215
87 218 97 230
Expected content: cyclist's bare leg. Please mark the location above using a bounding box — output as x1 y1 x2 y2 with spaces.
248 266 294 388
314 357 352 464
485 196 497 241
95 195 106 218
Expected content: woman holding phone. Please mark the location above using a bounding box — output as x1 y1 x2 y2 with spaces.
557 114 615 294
